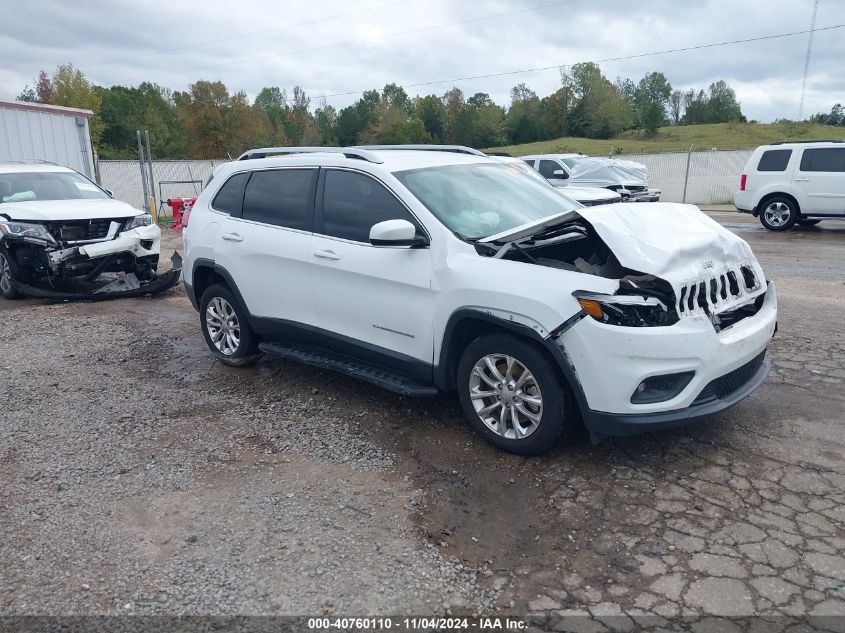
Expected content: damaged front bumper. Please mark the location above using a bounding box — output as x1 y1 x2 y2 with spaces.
11 252 182 301
3 222 181 301
557 281 777 435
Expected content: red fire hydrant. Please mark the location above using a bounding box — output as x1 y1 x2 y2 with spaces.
165 196 197 231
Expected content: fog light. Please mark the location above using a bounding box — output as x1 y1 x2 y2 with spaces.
630 371 695 404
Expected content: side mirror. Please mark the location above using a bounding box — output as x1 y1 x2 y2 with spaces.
552 169 569 179
369 219 428 248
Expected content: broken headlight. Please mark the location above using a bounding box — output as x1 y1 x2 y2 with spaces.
124 214 153 230
574 291 678 327
0 220 56 245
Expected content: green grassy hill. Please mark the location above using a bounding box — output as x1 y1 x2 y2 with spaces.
487 122 845 156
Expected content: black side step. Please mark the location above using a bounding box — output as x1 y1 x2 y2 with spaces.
259 341 439 397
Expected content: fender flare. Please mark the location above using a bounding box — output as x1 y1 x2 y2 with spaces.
190 258 252 321
434 308 591 419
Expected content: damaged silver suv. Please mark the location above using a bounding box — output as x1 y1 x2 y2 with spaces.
0 162 179 300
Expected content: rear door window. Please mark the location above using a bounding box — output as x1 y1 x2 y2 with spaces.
799 148 845 172
241 169 317 230
211 172 249 215
756 149 792 172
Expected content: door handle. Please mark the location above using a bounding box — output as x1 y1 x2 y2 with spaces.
313 249 341 261
793 178 810 182
222 233 244 242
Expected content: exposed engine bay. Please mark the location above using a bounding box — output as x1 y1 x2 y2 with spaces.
474 203 768 332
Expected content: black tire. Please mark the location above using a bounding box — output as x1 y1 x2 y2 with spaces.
0 246 22 300
456 333 577 455
759 196 799 231
798 219 821 227
199 283 260 366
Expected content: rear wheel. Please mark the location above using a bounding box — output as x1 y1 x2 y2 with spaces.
0 248 21 300
199 283 259 366
456 333 576 455
759 197 798 231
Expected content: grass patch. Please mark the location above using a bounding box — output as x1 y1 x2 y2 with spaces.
487 122 845 156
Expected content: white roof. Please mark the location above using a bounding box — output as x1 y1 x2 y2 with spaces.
0 162 74 174
758 141 845 149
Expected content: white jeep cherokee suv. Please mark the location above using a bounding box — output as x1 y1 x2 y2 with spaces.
734 140 845 230
183 146 777 454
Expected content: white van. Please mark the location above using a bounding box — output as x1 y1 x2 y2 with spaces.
734 141 845 230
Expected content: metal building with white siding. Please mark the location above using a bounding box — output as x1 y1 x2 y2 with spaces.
0 99 96 178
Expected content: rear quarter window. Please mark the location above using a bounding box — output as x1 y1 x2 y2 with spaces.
756 149 792 172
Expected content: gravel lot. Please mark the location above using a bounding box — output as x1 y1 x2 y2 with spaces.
1 212 843 630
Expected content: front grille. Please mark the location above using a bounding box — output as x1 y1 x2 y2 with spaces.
677 263 761 318
47 218 120 243
692 351 766 405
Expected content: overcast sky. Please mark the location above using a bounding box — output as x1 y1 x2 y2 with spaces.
1 0 843 121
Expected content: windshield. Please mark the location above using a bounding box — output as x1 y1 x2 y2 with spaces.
0 171 110 204
561 158 579 168
393 163 581 239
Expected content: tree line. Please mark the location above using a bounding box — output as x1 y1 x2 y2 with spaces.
18 62 758 159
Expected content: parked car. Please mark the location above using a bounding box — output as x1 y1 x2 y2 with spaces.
734 140 845 230
184 145 776 455
493 155 622 206
522 154 661 201
0 162 180 300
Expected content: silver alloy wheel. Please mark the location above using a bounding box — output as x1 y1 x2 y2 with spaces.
0 253 12 295
469 353 543 440
205 296 241 355
763 201 792 227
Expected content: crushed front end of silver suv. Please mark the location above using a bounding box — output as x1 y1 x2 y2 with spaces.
0 214 181 300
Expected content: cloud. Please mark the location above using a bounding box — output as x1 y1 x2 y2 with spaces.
1 0 843 121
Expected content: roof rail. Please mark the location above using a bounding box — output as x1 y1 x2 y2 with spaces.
354 144 487 156
237 147 383 164
770 139 844 145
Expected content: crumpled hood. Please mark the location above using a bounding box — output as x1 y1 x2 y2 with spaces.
0 198 142 222
577 202 758 285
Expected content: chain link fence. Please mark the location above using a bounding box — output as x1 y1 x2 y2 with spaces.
613 149 753 205
98 149 754 210
98 159 227 215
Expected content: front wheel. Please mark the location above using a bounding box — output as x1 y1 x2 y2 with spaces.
199 283 259 366
759 197 798 231
456 333 576 455
0 248 22 300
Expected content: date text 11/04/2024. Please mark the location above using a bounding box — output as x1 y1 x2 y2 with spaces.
307 617 527 630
